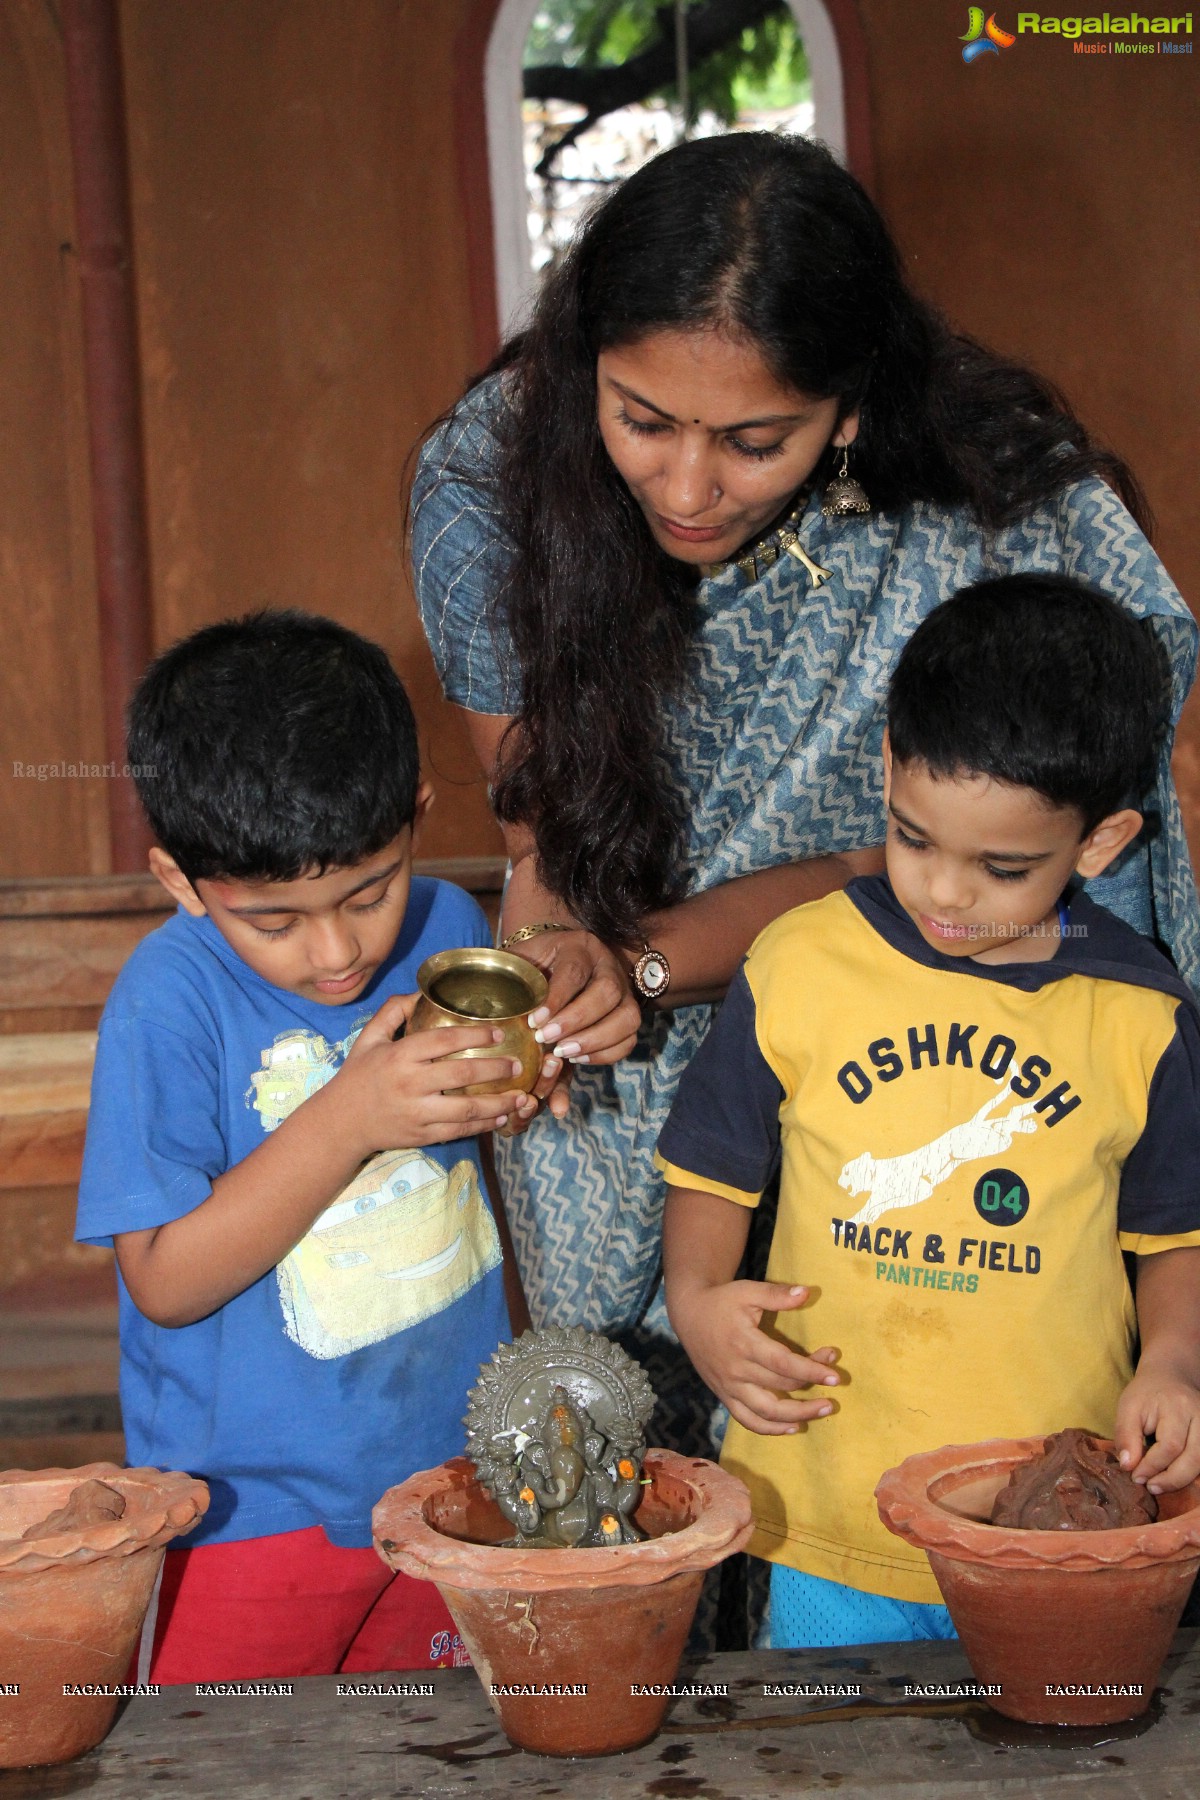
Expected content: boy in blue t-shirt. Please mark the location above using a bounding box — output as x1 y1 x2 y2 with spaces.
77 611 535 1682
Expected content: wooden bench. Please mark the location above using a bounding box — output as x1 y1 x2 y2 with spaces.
0 861 506 1036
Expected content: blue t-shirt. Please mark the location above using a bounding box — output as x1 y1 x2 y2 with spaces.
76 876 511 1548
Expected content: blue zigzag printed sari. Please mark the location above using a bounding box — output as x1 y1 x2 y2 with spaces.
412 378 1200 1458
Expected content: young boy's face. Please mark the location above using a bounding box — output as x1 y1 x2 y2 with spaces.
882 741 1141 965
149 789 430 1004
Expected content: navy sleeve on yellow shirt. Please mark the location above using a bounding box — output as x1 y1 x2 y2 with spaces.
1119 1001 1200 1241
655 967 784 1203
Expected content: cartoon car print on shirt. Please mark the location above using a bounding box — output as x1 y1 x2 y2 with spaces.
245 1025 501 1359
276 1148 502 1358
246 1030 340 1132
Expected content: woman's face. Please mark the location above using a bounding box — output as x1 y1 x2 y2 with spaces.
597 328 857 565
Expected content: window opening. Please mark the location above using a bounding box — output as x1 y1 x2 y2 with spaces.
487 1 846 332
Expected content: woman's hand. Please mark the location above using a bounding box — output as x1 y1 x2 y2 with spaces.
507 928 642 1123
463 709 884 1136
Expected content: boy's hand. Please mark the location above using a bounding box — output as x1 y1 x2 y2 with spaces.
1114 1362 1200 1494
495 1054 565 1137
337 994 533 1150
670 1278 841 1435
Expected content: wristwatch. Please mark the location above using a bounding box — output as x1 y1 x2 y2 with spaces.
631 942 671 1002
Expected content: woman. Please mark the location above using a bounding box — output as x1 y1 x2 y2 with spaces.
410 133 1199 1462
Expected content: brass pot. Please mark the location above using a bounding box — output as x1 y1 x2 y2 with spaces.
410 948 548 1095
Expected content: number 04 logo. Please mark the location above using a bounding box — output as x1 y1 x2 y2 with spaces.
972 1167 1030 1226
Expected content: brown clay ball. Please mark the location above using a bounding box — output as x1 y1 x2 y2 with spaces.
990 1428 1158 1530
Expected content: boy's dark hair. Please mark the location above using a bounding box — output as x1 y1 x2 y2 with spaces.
887 574 1171 831
127 610 420 881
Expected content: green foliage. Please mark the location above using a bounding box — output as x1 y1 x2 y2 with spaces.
525 1 655 68
524 2 811 122
700 15 811 122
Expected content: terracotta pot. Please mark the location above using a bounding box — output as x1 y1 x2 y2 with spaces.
374 1450 752 1756
0 1463 209 1767
876 1435 1200 1725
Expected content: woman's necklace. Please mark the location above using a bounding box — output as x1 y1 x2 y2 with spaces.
700 489 833 590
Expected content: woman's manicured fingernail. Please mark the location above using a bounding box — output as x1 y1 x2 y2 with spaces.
511 1059 523 1075
557 1041 581 1058
529 1008 550 1027
542 1055 561 1074
568 1053 589 1065
540 1022 562 1043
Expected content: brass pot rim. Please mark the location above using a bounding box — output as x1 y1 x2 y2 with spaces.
415 946 550 1020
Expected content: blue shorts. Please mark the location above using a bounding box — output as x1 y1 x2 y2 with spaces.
768 1563 957 1648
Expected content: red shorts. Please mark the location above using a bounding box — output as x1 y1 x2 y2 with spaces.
140 1525 469 1684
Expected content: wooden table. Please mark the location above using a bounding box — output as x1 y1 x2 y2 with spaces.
2 1632 1198 1799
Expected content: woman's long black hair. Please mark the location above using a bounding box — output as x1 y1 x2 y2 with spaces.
452 133 1146 946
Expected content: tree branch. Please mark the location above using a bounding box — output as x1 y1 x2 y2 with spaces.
524 0 783 120
534 112 603 182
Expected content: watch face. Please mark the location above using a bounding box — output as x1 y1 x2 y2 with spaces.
634 950 669 997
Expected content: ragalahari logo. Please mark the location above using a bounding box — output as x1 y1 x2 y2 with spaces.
961 8 1017 58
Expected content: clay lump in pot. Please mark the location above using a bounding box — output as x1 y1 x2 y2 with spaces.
990 1428 1158 1530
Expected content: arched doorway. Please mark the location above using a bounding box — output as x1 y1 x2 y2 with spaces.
484 1 867 335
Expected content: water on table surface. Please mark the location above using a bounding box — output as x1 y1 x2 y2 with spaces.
430 969 534 1020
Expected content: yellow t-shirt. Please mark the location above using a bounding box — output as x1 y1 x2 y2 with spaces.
657 876 1200 1604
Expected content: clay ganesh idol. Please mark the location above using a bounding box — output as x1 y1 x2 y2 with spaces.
463 1328 655 1548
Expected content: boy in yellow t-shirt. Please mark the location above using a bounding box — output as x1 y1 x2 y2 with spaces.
657 574 1200 1648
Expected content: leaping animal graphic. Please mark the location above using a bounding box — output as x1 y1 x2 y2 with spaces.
838 1082 1038 1229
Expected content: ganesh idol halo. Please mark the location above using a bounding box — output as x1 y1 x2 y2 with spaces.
464 1329 655 1487
465 1325 655 1456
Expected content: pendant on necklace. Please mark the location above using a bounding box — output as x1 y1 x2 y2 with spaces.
777 528 833 590
699 490 832 590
